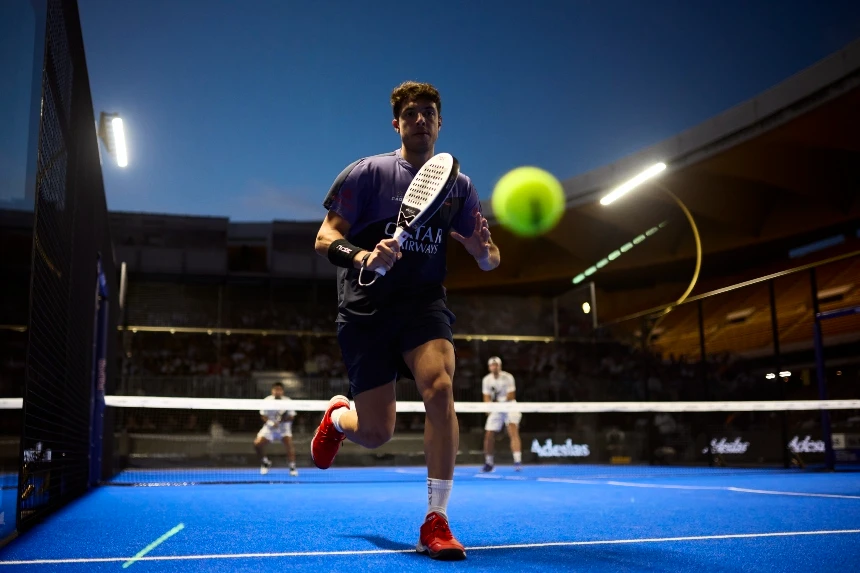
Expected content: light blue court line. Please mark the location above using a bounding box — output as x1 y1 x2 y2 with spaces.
122 523 185 568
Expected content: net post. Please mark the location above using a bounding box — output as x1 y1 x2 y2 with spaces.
809 268 835 470
589 281 598 331
697 299 713 466
89 256 109 487
119 262 127 311
768 279 790 469
640 316 656 466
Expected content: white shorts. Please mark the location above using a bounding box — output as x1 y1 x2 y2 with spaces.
257 423 292 441
485 411 522 432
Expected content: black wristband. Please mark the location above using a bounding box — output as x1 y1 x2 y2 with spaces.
328 239 362 268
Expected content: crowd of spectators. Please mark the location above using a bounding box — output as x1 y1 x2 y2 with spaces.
102 280 856 456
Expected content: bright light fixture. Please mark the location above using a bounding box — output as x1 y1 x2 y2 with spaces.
600 162 667 206
112 117 128 167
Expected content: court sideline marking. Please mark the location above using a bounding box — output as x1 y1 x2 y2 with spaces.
2 529 859 565
532 477 860 499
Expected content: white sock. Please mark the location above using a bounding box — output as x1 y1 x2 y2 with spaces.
485 454 494 466
513 451 522 463
330 407 346 433
427 478 453 518
289 461 296 469
261 456 270 464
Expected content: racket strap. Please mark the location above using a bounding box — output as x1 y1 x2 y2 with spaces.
357 253 378 287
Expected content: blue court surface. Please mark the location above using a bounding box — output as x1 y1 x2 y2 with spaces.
2 465 859 572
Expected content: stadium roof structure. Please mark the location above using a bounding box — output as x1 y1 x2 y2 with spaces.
447 38 860 301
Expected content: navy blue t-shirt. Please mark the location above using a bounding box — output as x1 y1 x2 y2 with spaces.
323 150 482 323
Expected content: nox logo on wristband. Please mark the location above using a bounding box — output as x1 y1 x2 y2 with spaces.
328 239 362 268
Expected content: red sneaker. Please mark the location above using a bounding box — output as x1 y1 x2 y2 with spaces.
311 395 350 469
416 511 466 560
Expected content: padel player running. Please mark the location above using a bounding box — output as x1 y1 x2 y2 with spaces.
481 356 523 472
312 81 501 561
254 382 298 477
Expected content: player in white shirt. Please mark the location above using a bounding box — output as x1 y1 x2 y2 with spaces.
481 357 522 472
254 382 298 476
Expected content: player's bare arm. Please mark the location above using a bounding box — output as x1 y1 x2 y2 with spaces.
314 211 402 273
451 211 500 271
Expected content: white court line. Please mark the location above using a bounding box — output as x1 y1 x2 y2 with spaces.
474 474 531 481
607 481 727 491
727 487 860 500
537 477 860 500
2 529 859 565
537 477 606 485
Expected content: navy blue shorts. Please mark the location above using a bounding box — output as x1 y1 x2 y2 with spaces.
337 301 455 398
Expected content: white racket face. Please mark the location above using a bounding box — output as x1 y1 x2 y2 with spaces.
375 152 459 276
396 153 456 230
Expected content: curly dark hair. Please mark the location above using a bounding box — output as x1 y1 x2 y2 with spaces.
390 81 442 119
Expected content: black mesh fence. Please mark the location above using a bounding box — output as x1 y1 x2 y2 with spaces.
17 0 117 530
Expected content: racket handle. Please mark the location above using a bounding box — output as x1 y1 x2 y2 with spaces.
375 227 410 277
392 226 409 245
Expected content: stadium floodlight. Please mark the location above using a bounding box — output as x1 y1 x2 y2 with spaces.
599 162 666 206
97 112 129 168
112 117 128 167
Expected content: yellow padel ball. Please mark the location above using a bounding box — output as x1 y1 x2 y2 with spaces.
492 166 565 237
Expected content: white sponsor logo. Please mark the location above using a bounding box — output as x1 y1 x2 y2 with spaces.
385 222 444 254
335 244 353 254
704 437 750 455
788 435 825 453
530 438 590 458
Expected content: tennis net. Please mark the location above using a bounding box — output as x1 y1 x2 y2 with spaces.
101 395 860 485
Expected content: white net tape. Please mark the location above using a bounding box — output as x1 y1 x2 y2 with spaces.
92 395 860 414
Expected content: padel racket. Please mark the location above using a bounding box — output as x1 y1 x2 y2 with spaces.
374 152 460 277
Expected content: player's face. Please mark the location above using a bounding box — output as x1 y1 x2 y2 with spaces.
393 99 441 154
271 385 284 398
489 363 500 375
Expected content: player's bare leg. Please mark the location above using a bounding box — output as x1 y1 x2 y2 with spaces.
282 436 298 476
254 436 272 474
483 430 496 472
404 338 465 560
336 382 396 448
507 422 523 470
406 339 457 480
311 382 396 469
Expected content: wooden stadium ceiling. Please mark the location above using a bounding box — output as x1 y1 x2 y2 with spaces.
446 43 860 304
